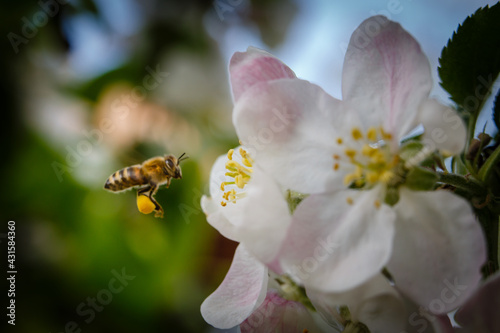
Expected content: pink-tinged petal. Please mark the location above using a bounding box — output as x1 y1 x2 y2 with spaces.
418 99 467 156
240 290 319 333
230 47 296 102
279 188 396 292
201 244 268 329
342 16 432 141
234 78 345 193
455 271 500 333
308 274 406 333
400 296 449 333
388 189 486 314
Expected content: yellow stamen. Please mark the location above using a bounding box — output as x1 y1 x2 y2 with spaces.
379 170 395 183
380 127 392 140
361 144 376 157
220 148 254 207
336 138 343 145
366 171 379 184
333 163 339 171
374 200 381 209
351 127 363 140
346 197 354 205
345 148 357 159
367 127 377 141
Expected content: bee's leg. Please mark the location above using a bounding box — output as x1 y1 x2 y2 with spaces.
137 185 152 196
165 177 171 189
146 184 164 218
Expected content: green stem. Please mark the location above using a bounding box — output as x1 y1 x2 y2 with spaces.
478 143 500 182
437 172 487 195
465 112 479 175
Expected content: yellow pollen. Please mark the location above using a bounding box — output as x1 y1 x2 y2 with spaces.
345 148 357 159
343 166 363 186
374 200 381 209
336 138 343 145
137 195 156 214
361 144 376 157
346 197 354 205
351 127 363 140
220 148 254 207
367 127 377 141
366 171 380 184
334 126 400 190
370 151 387 164
380 170 395 183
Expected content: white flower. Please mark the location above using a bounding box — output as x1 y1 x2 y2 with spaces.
230 16 486 313
201 147 291 265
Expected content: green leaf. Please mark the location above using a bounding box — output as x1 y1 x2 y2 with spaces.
438 3 500 117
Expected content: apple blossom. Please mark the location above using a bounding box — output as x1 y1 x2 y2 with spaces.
229 16 486 314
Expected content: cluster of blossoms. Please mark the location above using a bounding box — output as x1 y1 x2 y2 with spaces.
200 16 495 333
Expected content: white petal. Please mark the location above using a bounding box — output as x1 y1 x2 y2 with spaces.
280 188 396 292
388 188 486 314
233 78 344 193
240 290 319 333
308 274 406 333
230 47 296 102
201 244 268 329
234 166 292 263
418 99 467 156
201 195 239 242
342 16 432 141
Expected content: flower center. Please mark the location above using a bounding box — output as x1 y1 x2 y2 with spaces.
220 148 254 206
334 126 400 188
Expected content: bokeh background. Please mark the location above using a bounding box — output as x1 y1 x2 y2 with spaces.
1 0 498 332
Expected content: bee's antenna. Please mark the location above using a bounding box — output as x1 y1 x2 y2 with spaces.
177 152 189 165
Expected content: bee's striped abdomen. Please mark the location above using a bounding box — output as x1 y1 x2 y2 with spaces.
104 165 145 192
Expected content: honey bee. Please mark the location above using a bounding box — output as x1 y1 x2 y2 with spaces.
104 153 188 218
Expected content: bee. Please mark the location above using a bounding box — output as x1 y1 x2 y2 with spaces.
104 153 188 218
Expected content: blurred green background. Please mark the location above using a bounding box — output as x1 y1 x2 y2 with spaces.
0 0 297 332
1 0 498 332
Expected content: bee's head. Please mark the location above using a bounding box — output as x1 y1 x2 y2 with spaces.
164 153 188 179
